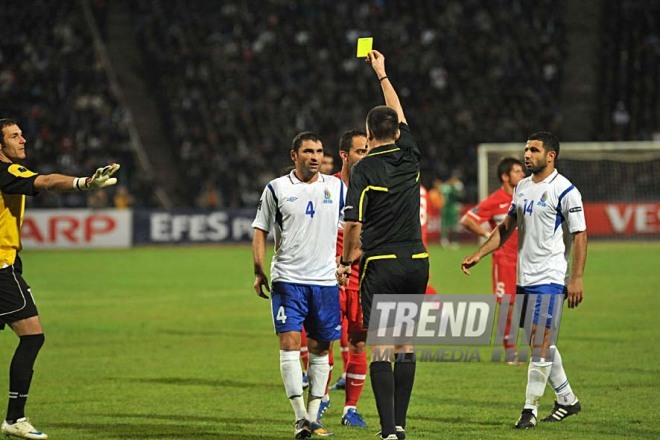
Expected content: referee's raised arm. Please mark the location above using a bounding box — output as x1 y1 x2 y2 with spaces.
367 50 407 125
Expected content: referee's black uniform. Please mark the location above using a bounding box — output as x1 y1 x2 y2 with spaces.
343 122 429 327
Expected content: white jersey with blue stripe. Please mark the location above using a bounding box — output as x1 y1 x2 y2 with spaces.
252 171 346 286
508 169 586 287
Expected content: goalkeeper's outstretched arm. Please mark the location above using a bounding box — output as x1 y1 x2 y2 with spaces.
34 163 120 192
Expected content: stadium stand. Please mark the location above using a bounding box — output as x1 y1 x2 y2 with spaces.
598 0 659 142
132 0 566 206
1 1 656 207
0 0 150 207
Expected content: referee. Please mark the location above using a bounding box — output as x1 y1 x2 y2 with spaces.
337 50 429 440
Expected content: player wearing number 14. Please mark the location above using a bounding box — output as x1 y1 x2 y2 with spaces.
252 131 346 438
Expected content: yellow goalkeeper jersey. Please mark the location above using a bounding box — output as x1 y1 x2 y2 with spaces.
0 162 39 266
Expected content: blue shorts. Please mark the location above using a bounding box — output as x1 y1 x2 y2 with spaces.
517 283 566 328
271 282 341 342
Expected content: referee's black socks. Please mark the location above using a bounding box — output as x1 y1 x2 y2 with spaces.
370 361 396 437
6 334 44 423
394 352 416 429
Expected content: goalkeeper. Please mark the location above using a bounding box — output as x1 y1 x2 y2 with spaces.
0 118 120 440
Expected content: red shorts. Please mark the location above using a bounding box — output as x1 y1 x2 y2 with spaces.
340 287 364 333
492 259 516 298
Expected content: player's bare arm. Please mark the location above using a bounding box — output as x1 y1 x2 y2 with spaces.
337 221 362 286
367 50 407 125
33 163 120 192
33 174 76 192
567 231 587 309
461 215 517 275
459 213 490 238
252 228 270 299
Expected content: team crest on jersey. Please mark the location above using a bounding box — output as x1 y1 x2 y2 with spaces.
537 191 548 207
323 188 333 204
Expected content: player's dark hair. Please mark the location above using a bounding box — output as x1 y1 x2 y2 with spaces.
366 105 399 141
292 131 321 152
339 129 367 154
496 157 523 184
528 131 560 158
0 118 17 147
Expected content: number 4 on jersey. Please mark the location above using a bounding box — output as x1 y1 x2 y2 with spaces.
523 199 534 216
276 306 287 324
305 201 315 218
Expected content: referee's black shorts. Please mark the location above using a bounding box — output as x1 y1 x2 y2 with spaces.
359 250 429 329
0 256 39 330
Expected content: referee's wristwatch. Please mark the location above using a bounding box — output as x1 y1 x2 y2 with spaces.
339 259 353 267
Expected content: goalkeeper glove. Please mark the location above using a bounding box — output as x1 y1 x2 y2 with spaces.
74 163 121 190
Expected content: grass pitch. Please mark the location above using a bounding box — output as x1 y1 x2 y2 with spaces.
0 242 656 439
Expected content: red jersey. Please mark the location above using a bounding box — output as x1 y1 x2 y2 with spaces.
335 172 361 290
420 185 429 248
465 188 518 265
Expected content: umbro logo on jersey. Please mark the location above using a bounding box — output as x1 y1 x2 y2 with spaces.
285 196 298 202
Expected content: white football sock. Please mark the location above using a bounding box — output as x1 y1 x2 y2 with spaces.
524 360 552 416
307 352 330 422
547 345 577 405
280 350 307 421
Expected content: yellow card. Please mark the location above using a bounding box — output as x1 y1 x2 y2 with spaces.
356 37 373 58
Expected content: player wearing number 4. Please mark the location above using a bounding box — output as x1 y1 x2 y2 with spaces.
459 157 525 361
0 119 120 440
252 132 346 439
462 132 587 429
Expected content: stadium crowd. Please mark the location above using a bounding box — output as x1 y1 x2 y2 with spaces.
598 0 659 142
0 0 147 208
133 0 566 207
0 0 656 209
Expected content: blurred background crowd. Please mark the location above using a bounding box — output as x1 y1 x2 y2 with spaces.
0 0 657 209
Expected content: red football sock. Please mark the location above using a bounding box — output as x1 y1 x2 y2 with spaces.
345 351 367 407
325 345 334 395
340 318 349 373
504 305 517 350
300 329 309 370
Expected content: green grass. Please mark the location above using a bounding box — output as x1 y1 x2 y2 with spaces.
0 242 656 439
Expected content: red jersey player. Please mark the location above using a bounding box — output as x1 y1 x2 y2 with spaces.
460 157 525 357
420 184 437 294
324 130 369 428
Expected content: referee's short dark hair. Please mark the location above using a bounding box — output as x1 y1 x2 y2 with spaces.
366 105 399 141
496 157 523 184
339 129 367 154
292 131 321 152
528 131 560 158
